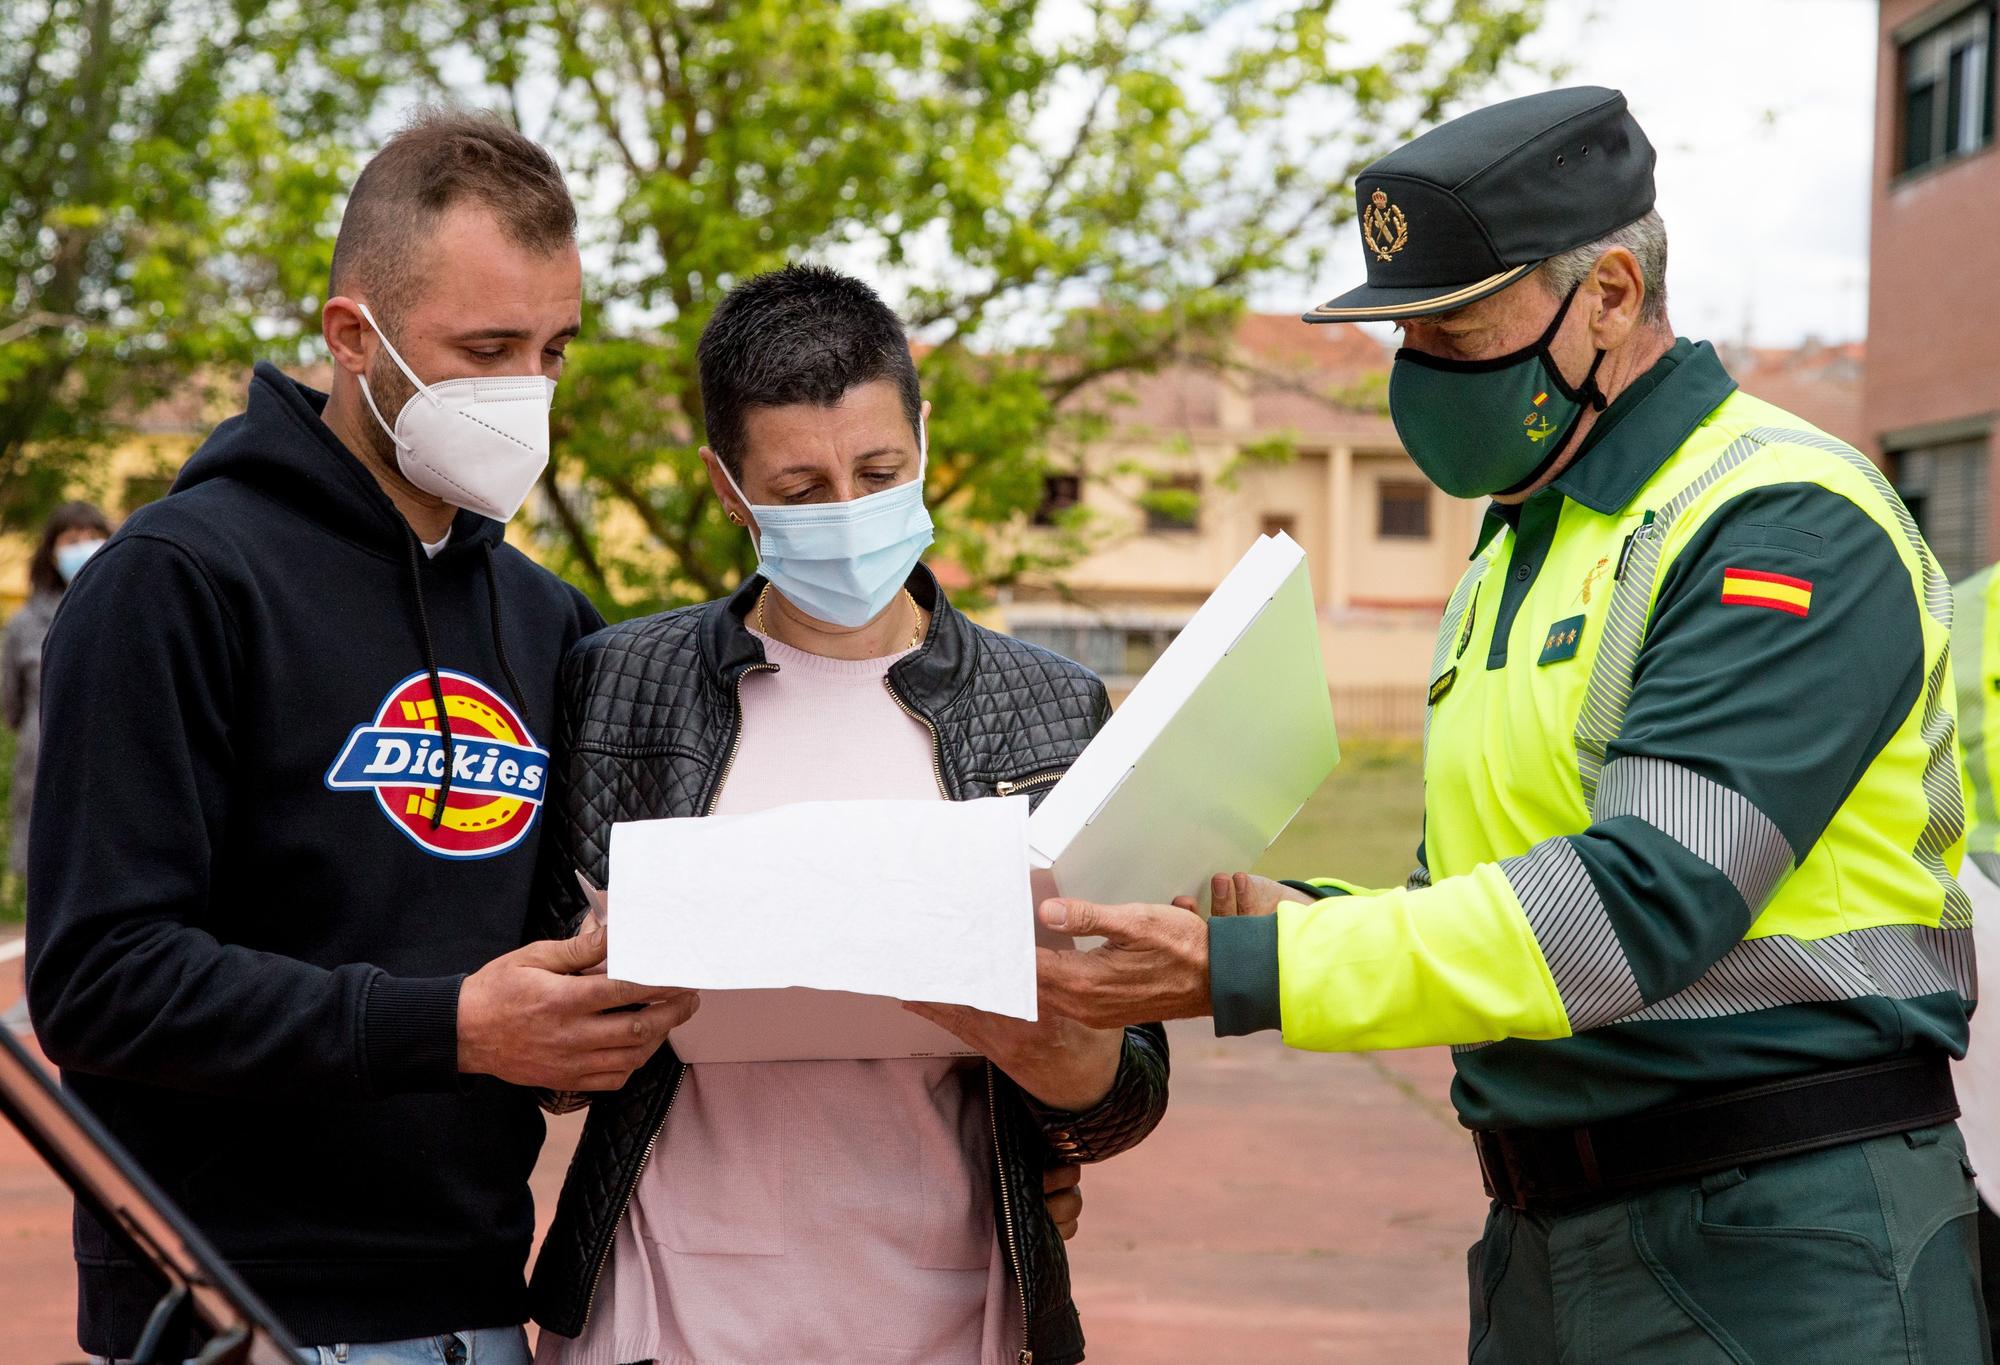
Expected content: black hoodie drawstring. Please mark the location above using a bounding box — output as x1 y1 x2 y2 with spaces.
405 536 530 832
481 540 528 716
405 530 456 829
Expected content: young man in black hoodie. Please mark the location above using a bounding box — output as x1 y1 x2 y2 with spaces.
24 112 697 1361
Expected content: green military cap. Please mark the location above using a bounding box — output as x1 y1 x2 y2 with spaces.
1305 86 1656 324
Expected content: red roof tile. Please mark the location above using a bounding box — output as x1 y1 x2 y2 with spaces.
1063 313 1396 445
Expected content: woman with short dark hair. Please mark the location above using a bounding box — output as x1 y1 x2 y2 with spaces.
531 266 1168 1365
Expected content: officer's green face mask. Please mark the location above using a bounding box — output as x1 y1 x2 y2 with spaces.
1387 281 1609 500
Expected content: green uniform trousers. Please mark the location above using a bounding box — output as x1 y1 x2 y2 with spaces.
1468 1124 1989 1363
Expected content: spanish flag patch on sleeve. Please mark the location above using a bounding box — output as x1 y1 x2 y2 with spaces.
1720 567 1813 617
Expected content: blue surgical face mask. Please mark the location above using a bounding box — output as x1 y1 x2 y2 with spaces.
717 421 936 629
55 538 105 584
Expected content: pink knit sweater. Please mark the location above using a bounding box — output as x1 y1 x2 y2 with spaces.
535 631 1022 1365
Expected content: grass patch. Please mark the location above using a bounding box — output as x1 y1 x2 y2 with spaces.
1253 736 1426 890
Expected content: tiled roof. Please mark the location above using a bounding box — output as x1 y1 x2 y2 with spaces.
1716 341 1867 452
1063 313 1397 445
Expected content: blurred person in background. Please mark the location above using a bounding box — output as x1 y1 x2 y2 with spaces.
0 500 111 1036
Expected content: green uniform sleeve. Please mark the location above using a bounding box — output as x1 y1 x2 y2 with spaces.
1215 483 1926 1050
1209 847 1426 1036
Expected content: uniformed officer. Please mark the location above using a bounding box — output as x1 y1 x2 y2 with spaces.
1034 87 1987 1362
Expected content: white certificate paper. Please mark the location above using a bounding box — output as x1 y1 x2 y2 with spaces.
606 796 1038 1023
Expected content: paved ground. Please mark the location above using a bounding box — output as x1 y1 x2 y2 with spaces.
0 931 1487 1363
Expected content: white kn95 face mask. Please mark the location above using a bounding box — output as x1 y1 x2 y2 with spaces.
356 300 555 523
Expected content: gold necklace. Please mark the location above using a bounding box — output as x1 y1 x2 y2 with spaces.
758 586 924 651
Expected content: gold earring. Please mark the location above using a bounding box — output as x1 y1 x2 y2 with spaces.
728 511 744 526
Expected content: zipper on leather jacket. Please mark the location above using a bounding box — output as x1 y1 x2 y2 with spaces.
883 676 950 800
988 1061 1033 1364
581 1062 685 1328
708 661 778 809
893 674 1031 1358
578 662 772 1328
994 769 1063 797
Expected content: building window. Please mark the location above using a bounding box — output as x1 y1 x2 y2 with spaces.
1142 474 1201 532
1034 473 1082 527
1376 480 1431 540
1261 513 1298 541
1009 620 1183 682
1900 3 1995 175
1896 436 1990 581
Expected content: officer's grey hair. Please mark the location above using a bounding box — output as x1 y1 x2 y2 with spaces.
1537 209 1670 330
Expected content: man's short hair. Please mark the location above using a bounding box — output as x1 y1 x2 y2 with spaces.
328 109 576 322
1538 208 1670 330
697 264 923 478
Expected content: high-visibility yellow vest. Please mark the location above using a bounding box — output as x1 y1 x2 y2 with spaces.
1256 347 1972 1128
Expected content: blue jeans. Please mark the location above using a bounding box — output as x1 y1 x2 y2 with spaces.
99 1325 530 1365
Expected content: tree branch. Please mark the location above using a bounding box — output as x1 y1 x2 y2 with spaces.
537 463 614 601
600 467 730 600
0 310 85 346
550 0 649 183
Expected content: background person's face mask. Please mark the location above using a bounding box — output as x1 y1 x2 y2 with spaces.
1386 281 1609 500
355 301 555 523
54 538 104 584
718 420 936 629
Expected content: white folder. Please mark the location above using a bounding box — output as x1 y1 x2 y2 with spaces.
1027 532 1339 912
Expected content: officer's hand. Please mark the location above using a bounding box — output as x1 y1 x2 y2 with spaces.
1035 898 1210 1030
457 920 700 1091
1205 872 1312 917
1046 1163 1084 1241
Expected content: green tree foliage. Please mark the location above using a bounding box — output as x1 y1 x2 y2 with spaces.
3 0 1542 611
395 0 1542 615
0 0 410 520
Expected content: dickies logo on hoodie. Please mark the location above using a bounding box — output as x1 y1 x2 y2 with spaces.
325 670 548 860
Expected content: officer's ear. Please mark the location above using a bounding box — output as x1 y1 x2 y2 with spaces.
1585 247 1647 352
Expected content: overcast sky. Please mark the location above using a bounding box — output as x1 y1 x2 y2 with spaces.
1315 0 1880 348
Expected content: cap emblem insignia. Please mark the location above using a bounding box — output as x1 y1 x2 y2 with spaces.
1362 188 1408 262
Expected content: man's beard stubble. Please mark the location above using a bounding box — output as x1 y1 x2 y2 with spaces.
359 347 422 493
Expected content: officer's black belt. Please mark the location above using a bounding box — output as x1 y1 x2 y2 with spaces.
1472 1053 1959 1213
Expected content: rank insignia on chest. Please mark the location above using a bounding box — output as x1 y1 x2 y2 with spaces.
1537 614 1585 665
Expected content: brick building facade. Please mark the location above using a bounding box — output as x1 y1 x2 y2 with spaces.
1865 0 2000 580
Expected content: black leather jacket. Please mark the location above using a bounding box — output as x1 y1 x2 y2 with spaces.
528 567 1171 1362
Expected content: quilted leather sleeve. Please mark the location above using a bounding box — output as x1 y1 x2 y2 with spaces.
1020 1022 1170 1163
559 607 722 884
935 632 1111 793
